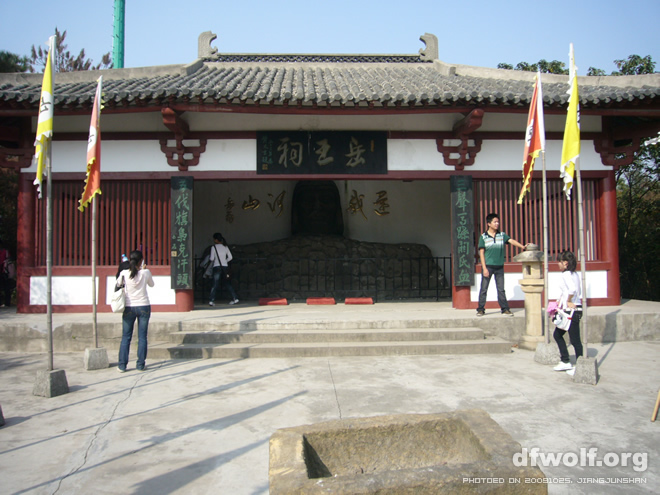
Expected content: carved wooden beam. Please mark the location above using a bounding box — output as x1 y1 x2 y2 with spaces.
452 108 484 137
436 109 484 170
159 108 207 170
162 107 190 137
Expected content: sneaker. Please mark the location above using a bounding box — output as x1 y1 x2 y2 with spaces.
117 367 126 373
553 362 573 372
209 301 215 306
502 310 513 316
229 299 239 305
476 309 485 317
137 366 146 372
566 368 576 376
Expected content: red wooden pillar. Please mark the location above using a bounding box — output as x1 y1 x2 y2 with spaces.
452 285 471 309
16 175 35 313
600 171 620 305
175 289 194 311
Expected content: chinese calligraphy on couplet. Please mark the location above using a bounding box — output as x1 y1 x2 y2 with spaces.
450 175 474 286
171 176 193 289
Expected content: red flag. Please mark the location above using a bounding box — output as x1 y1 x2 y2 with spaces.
517 72 545 204
79 77 102 211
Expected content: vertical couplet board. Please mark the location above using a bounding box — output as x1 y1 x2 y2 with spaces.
450 175 475 286
171 176 193 289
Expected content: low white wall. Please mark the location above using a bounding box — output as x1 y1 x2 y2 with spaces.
27 276 176 305
470 270 608 303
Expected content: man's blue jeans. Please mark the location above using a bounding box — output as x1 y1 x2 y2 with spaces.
119 305 151 370
477 265 509 312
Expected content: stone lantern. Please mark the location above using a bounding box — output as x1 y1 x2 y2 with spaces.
513 244 544 350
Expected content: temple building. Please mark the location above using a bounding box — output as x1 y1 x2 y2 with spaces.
0 32 658 313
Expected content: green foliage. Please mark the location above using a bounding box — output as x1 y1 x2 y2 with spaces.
612 54 655 75
0 51 29 73
617 138 660 301
496 59 568 74
29 27 111 73
587 67 606 76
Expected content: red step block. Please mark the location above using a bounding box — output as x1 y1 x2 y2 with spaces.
345 297 374 305
306 297 336 305
259 298 289 306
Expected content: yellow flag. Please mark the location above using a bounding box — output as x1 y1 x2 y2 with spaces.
33 36 55 199
560 44 580 200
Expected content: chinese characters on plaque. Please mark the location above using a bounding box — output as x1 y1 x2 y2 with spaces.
450 175 474 286
170 176 193 289
257 131 387 175
227 189 389 222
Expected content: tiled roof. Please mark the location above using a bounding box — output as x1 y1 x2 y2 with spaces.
0 54 658 113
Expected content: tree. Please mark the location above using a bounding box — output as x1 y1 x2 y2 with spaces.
612 54 655 75
0 51 29 73
28 27 111 73
497 59 568 74
616 137 660 301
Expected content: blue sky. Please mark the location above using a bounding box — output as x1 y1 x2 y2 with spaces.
2 0 658 73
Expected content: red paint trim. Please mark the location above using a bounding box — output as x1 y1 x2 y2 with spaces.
51 130 603 143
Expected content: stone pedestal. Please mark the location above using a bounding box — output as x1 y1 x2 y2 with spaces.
534 342 560 364
33 369 69 398
571 357 599 385
513 245 544 351
84 347 109 370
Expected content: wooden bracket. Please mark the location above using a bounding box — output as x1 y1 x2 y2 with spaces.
160 108 206 171
0 147 33 169
436 109 484 170
594 116 660 169
159 138 207 171
0 118 34 169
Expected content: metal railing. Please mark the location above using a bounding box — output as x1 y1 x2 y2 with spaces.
194 256 451 303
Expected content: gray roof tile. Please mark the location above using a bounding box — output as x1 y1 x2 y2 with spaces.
0 54 658 113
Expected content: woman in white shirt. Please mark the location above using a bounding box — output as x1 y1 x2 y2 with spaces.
116 250 154 372
208 233 238 306
553 250 584 375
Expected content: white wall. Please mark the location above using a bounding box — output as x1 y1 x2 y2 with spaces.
469 270 608 303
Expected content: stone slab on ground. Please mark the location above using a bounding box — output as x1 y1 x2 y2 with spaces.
269 409 546 494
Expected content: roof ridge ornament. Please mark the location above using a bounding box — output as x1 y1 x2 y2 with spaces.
198 31 218 59
419 33 438 61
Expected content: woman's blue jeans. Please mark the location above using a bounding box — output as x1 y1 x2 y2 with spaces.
119 305 151 370
209 266 237 303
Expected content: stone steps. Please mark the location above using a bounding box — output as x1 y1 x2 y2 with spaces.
149 327 512 359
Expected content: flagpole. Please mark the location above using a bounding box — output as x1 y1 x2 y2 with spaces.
46 141 54 371
575 157 588 355
92 196 98 347
541 151 549 344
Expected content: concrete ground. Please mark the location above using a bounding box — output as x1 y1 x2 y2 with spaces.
1 338 658 494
